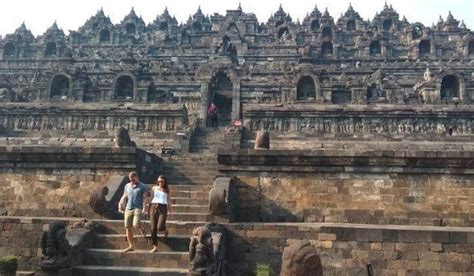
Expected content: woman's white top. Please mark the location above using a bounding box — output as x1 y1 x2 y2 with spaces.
151 187 168 204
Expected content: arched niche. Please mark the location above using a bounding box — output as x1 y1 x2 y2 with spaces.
347 20 356 32
45 42 57 57
412 25 423 39
383 19 392 31
50 74 71 99
114 75 134 100
369 40 381 56
278 27 289 39
193 22 202 32
3 42 15 59
321 41 333 56
311 20 320 31
322 27 332 39
296 76 316 100
419 39 431 57
82 78 100 103
99 29 111 43
440 75 460 100
159 22 168 32
468 40 474 56
367 83 385 100
181 29 190 45
209 71 233 125
125 23 136 35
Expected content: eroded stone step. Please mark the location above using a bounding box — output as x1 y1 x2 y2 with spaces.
92 219 205 235
82 249 188 269
171 198 208 205
94 234 189 252
73 265 187 276
173 204 208 213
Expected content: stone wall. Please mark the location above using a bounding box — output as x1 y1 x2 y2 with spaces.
0 103 188 135
226 223 474 275
1 217 472 274
218 148 474 226
243 104 474 139
0 146 159 218
0 217 85 271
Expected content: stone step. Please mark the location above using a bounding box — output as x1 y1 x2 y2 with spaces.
168 185 213 191
168 213 210 222
166 177 214 184
92 219 205 235
173 204 208 213
167 179 211 186
144 188 210 198
73 265 187 276
171 197 208 205
82 249 188 269
94 234 189 252
170 191 209 199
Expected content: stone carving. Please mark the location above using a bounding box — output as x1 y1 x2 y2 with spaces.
89 186 109 215
209 188 227 216
255 130 270 149
89 175 129 219
189 224 214 274
39 221 71 271
114 127 136 147
281 240 323 276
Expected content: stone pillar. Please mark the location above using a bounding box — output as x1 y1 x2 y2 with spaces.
231 80 241 121
200 83 209 124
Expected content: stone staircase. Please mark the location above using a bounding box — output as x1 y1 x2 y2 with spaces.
72 128 226 275
190 127 227 154
73 184 213 275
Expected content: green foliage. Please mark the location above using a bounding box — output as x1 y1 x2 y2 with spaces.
0 256 18 276
256 262 272 276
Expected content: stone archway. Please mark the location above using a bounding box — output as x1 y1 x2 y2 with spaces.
440 75 460 100
322 27 332 39
125 23 136 35
114 75 134 100
419 40 431 57
99 29 111 43
311 20 320 31
321 41 333 56
45 42 57 57
468 40 474 56
50 74 71 99
209 72 233 125
3 42 15 59
347 20 356 31
297 76 316 100
369 41 381 56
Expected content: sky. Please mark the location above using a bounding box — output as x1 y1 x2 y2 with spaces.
0 0 472 37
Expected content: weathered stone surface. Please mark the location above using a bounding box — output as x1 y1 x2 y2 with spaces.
281 240 323 276
254 131 270 149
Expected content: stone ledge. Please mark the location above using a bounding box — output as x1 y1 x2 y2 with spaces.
0 146 137 169
217 149 474 174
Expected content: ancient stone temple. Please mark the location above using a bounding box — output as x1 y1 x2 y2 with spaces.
0 3 472 275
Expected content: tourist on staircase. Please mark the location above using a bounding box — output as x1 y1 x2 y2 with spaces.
149 175 173 253
118 171 148 252
207 102 219 128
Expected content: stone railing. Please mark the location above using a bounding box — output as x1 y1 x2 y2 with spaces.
0 102 188 136
209 177 237 222
243 104 474 138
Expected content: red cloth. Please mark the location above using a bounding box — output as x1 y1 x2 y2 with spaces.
208 104 217 114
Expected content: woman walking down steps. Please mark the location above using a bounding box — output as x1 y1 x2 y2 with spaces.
149 175 173 253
